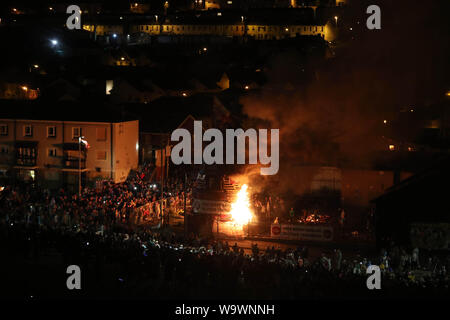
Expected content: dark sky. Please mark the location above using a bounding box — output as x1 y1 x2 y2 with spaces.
240 0 450 173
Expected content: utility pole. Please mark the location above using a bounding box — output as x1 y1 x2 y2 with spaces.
78 136 82 197
78 136 88 197
160 144 164 227
184 171 187 238
166 136 170 227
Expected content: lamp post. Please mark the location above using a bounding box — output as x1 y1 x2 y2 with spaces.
184 172 187 238
79 136 82 196
78 136 88 197
334 16 338 26
160 144 164 226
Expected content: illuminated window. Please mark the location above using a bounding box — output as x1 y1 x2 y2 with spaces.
106 80 114 95
0 124 7 136
24 125 33 137
47 126 56 138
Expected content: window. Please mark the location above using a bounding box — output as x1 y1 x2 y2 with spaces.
96 127 107 141
47 126 56 138
48 148 57 157
72 127 82 139
24 125 33 137
0 124 7 136
96 150 107 160
0 146 8 154
16 147 36 166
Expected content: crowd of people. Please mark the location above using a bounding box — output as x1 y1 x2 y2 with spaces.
0 165 193 234
0 167 448 299
1 216 448 298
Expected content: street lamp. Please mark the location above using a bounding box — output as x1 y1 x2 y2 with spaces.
78 136 88 196
334 16 338 26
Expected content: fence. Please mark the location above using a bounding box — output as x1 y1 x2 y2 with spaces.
132 193 191 225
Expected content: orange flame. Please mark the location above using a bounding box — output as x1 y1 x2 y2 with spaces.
228 184 253 226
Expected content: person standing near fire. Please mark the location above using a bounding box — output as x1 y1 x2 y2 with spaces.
289 207 295 223
340 208 345 227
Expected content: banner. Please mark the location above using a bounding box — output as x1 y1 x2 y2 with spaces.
192 199 230 215
271 223 334 241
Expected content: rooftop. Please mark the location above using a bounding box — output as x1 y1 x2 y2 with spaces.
0 99 137 123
